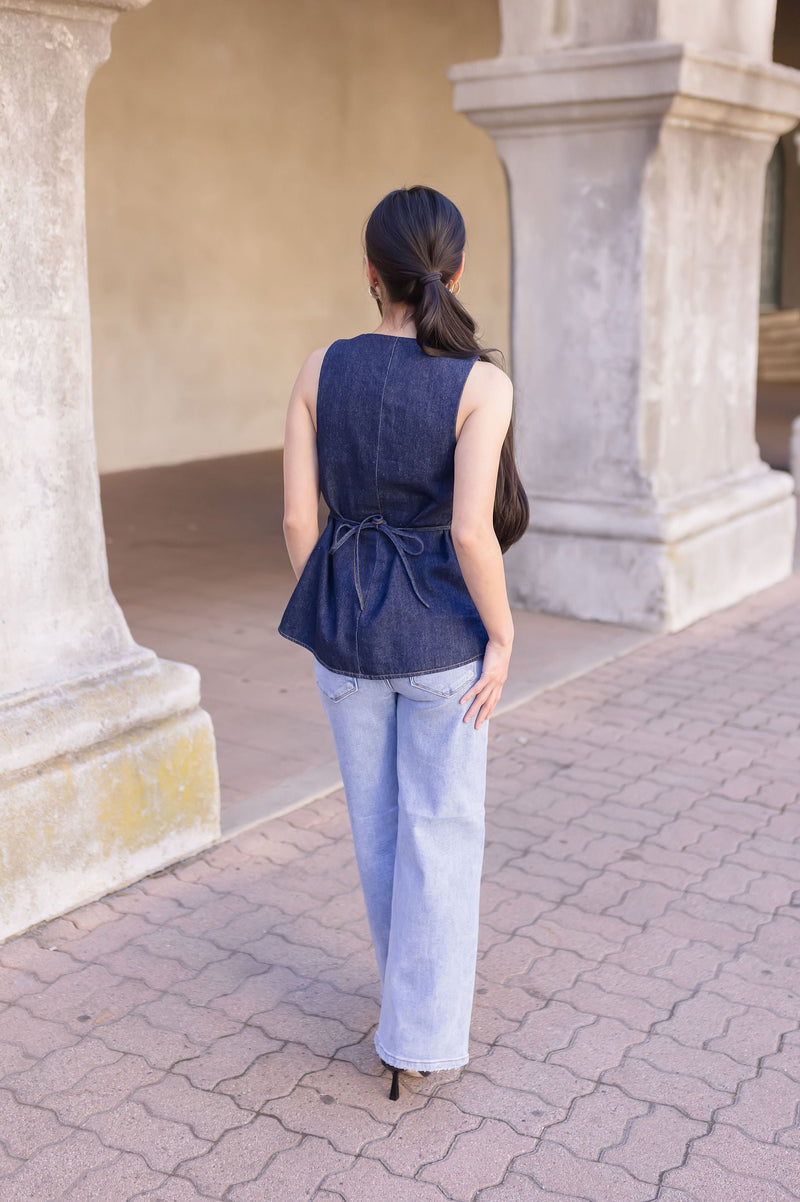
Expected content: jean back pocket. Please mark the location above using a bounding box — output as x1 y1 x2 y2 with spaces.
408 660 480 698
313 656 359 702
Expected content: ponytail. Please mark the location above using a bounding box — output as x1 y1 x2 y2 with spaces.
364 186 529 553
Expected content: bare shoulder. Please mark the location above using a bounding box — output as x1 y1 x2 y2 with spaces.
291 344 331 429
469 359 512 394
296 345 330 393
457 359 513 437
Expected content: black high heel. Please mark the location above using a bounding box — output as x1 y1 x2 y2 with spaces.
380 1057 430 1100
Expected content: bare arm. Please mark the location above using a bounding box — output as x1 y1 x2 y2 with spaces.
451 360 515 729
282 347 326 579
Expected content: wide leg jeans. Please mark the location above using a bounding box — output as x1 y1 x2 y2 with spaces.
312 654 489 1071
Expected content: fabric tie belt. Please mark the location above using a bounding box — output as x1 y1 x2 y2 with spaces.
329 512 449 612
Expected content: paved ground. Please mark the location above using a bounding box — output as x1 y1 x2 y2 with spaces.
2 572 800 1201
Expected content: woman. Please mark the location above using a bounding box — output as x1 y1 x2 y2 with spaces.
279 185 528 1100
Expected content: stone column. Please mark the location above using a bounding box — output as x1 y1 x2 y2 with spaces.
451 0 800 630
0 0 219 943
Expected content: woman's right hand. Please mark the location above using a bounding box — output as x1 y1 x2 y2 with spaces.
459 637 512 729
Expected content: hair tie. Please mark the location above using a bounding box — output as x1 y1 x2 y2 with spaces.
419 271 442 287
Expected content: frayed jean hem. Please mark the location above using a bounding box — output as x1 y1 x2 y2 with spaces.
375 1035 468 1072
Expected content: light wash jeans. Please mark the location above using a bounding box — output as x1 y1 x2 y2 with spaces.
312 653 489 1072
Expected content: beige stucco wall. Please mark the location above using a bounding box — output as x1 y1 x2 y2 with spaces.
86 0 507 473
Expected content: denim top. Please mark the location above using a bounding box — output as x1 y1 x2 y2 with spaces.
278 333 489 677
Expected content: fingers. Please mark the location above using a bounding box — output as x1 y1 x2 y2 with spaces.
470 691 496 727
460 677 502 727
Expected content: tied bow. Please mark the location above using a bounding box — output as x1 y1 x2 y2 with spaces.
330 513 431 611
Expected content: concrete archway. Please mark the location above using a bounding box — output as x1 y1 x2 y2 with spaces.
83 0 510 832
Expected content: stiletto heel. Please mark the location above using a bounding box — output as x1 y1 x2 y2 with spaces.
381 1057 431 1099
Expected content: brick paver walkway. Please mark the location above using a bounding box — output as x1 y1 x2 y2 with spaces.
2 575 800 1201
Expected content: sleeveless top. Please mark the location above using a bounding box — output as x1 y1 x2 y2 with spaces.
278 333 489 678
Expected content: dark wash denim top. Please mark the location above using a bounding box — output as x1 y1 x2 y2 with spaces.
278 333 489 678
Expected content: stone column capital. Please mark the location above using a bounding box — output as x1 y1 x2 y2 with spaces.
0 0 151 21
451 41 800 142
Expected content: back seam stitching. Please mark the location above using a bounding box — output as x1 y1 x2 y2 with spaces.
373 337 398 513
355 337 398 674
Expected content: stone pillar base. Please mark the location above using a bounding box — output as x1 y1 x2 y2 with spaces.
507 468 797 632
0 653 220 944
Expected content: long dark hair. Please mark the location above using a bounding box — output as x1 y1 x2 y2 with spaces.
364 185 529 554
